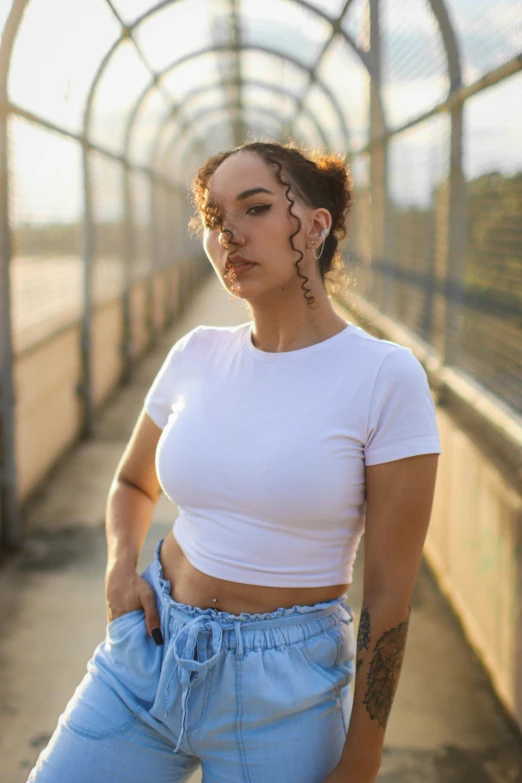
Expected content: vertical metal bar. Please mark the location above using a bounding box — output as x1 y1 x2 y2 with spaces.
0 0 32 548
444 106 466 367
171 187 183 323
80 143 96 437
146 174 158 347
369 0 388 312
427 0 463 366
122 162 133 381
150 179 166 328
229 0 245 145
0 102 21 549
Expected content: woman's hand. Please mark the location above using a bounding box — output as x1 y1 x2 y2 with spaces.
105 562 163 644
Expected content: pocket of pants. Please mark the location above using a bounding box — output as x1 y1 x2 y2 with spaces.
62 671 138 740
97 608 164 705
106 608 144 635
299 621 356 690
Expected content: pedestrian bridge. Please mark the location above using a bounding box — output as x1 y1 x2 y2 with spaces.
0 1 521 775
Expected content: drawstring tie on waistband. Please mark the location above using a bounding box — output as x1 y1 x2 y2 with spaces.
163 602 349 753
165 615 242 753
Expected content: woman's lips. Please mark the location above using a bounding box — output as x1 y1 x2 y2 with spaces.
230 261 256 274
225 257 257 274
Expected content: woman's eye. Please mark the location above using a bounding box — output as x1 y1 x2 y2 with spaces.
247 204 272 216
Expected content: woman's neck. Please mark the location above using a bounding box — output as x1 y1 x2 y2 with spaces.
248 295 348 354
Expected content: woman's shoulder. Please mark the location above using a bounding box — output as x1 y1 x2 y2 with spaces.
346 322 416 371
183 321 250 350
167 321 249 365
189 321 250 339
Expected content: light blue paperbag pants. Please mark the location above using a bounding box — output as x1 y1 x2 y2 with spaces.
28 538 356 783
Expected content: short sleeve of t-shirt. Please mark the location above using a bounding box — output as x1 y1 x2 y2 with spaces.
144 326 200 429
364 347 441 466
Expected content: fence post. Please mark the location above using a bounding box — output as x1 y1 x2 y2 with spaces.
369 0 389 314
80 143 96 438
443 105 466 367
0 0 32 548
122 162 134 381
0 102 21 549
145 174 157 348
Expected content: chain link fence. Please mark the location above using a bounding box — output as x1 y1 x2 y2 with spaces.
344 1 522 430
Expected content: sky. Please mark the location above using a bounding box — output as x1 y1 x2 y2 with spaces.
1 0 521 223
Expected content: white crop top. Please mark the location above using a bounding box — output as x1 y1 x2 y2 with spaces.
144 320 442 587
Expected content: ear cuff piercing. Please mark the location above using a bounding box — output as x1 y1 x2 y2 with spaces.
310 229 329 260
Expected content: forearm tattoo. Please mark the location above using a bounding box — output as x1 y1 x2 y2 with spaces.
356 605 411 729
356 606 371 674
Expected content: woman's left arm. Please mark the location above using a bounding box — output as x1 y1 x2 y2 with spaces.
325 452 439 783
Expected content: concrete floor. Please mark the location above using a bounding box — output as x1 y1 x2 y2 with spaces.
1 274 522 783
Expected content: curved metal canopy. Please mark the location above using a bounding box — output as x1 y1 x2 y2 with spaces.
153 78 331 166
125 42 351 176
1 0 467 184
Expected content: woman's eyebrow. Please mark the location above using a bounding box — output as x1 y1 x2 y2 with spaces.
236 187 274 201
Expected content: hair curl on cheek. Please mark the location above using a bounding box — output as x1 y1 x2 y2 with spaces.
266 158 316 308
200 202 243 297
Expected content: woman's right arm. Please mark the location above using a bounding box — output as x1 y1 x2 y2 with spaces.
104 408 165 642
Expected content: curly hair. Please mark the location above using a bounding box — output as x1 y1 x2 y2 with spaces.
189 140 353 307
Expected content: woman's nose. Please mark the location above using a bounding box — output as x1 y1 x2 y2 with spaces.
219 227 244 249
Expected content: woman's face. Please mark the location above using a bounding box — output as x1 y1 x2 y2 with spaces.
201 151 323 300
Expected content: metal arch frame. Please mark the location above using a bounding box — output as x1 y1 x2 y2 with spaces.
161 94 330 184
0 0 30 548
123 64 331 172
426 0 462 92
157 45 352 174
0 0 465 167
125 0 376 73
228 0 243 145
168 111 291 184
179 78 329 146
425 0 463 368
177 120 282 184
148 77 331 168
125 44 350 178
0 0 464 165
287 0 357 138
163 102 288 169
83 0 377 152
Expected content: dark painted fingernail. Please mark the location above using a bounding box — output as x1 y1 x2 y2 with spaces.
151 627 164 645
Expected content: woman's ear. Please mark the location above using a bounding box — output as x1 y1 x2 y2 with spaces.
306 208 332 247
311 208 332 237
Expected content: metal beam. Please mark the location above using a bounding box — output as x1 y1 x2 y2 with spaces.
129 0 374 72
2 99 183 193
229 0 244 145
425 0 463 366
427 0 462 93
155 77 330 161
0 0 30 549
288 0 356 137
351 52 522 157
85 0 370 156
146 44 351 175
162 102 287 173
126 41 352 180
128 44 348 177
169 113 290 184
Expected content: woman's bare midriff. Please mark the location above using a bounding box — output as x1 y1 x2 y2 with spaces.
159 529 351 614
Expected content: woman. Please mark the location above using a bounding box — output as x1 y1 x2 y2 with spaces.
28 141 441 783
